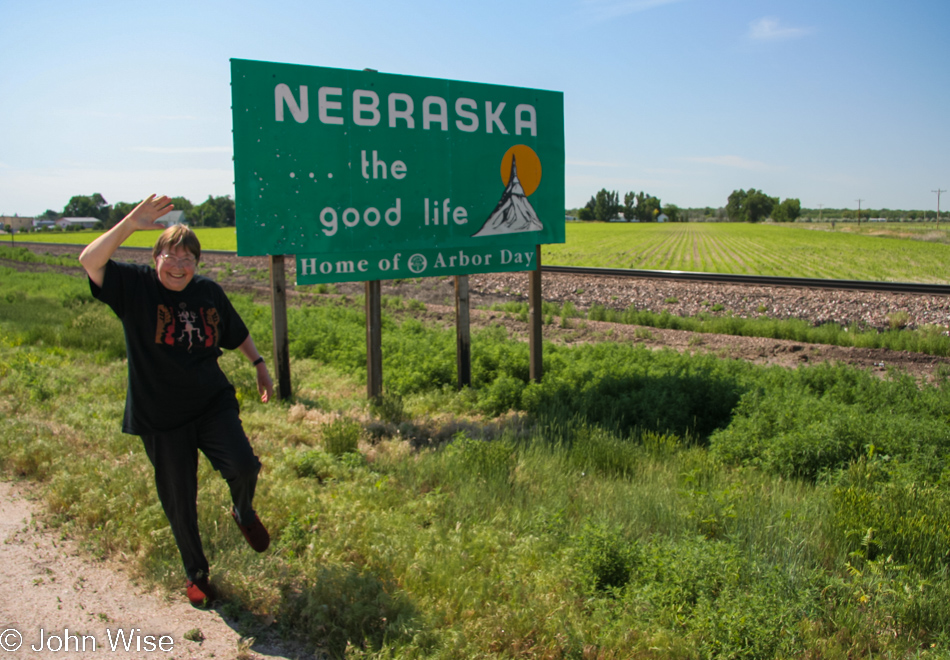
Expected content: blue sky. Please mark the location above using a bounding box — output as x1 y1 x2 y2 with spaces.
2 0 948 217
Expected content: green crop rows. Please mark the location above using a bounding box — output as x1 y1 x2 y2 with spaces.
546 223 950 283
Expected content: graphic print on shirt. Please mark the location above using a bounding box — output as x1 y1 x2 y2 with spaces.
155 303 220 351
177 307 206 350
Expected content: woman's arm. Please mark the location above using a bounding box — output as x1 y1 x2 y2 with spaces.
238 335 275 403
79 195 173 286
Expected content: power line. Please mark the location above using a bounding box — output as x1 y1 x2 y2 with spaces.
934 189 946 228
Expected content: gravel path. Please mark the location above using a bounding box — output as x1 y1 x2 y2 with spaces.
0 481 309 660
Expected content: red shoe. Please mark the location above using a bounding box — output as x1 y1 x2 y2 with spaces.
186 576 217 608
232 509 270 552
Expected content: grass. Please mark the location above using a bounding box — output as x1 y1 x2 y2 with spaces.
486 299 950 358
3 255 950 658
547 222 950 283
13 227 239 251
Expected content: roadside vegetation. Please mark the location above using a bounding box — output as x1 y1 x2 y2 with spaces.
487 299 950 359
2 250 950 659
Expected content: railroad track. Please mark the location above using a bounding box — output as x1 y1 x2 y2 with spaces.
10 241 949 296
541 265 950 296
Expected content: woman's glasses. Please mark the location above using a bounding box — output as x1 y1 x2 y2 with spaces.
160 253 197 268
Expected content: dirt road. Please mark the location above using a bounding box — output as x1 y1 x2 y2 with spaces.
0 481 310 660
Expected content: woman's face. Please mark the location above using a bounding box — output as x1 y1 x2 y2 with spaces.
155 245 197 291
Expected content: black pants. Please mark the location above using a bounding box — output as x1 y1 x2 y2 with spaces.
141 408 261 582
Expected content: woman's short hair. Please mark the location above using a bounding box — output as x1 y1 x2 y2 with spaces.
152 224 201 264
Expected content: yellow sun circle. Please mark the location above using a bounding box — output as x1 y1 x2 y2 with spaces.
501 145 542 196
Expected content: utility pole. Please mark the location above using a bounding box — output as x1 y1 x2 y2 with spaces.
855 199 863 225
933 189 946 228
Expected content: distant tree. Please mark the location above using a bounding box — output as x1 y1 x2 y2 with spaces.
623 192 637 220
170 196 194 214
661 203 681 222
189 195 236 227
771 198 801 222
726 188 776 223
107 201 138 228
634 191 662 222
38 209 61 221
579 195 597 221
593 189 619 222
726 189 747 221
63 193 110 221
747 191 776 223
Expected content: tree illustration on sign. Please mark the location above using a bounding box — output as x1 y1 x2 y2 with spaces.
472 145 543 237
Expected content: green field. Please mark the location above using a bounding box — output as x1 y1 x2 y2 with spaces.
13 226 240 252
548 222 950 283
17 222 950 283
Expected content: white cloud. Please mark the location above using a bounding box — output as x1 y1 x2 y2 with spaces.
748 17 814 41
583 0 686 22
682 155 771 171
131 147 232 154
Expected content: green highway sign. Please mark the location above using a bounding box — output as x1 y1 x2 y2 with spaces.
296 244 539 285
231 59 565 260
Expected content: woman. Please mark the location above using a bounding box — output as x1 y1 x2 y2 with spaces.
79 194 273 607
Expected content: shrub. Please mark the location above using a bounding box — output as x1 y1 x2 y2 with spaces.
887 310 911 330
522 343 745 440
832 457 950 572
321 418 361 456
563 422 640 479
574 522 637 592
369 392 406 424
293 448 336 481
477 374 524 416
443 432 514 484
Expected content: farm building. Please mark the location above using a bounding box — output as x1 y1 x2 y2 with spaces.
0 216 34 232
56 217 100 230
158 210 186 225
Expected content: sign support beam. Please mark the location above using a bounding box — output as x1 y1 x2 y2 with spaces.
529 245 543 382
366 280 383 399
455 275 472 389
269 255 292 400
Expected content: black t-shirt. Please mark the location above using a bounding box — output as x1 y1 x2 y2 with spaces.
90 260 250 435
